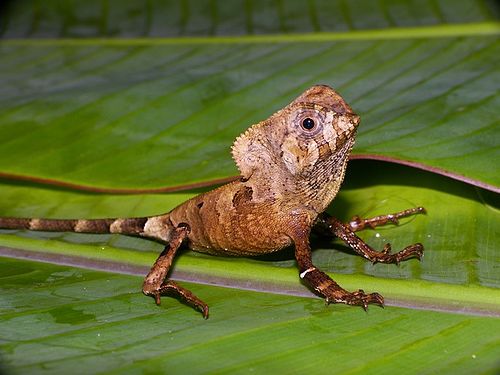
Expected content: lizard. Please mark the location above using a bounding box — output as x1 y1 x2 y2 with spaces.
0 85 425 318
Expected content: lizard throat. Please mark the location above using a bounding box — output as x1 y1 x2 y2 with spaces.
299 137 355 213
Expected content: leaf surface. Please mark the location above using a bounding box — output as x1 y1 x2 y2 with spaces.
0 1 499 374
0 4 499 191
1 162 498 314
1 257 500 375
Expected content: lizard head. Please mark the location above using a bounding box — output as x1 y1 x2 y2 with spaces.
232 85 360 180
278 85 360 176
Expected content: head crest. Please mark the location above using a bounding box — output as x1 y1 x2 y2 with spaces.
231 120 275 179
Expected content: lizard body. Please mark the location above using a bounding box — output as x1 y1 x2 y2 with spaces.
0 85 425 318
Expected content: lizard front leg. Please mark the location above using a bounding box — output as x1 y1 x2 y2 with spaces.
142 223 209 318
291 220 384 309
316 213 424 264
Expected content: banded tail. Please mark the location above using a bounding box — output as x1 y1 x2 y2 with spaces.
0 215 173 242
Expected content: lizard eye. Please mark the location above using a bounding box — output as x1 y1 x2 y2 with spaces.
292 107 325 136
301 117 315 130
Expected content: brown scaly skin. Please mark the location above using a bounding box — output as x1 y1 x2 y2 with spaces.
0 85 425 318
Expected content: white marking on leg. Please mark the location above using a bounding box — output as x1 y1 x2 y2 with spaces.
300 267 316 279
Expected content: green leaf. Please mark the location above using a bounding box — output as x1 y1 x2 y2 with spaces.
0 5 499 190
2 0 499 37
1 1 499 374
1 162 498 311
1 257 500 375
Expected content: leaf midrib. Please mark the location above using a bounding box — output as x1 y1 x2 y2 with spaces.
2 22 499 45
2 239 500 317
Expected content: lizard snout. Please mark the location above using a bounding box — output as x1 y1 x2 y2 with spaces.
349 113 361 128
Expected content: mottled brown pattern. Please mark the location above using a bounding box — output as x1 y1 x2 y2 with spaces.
117 218 148 234
0 217 148 235
231 186 253 208
75 219 115 233
0 85 425 317
33 219 78 231
0 218 31 230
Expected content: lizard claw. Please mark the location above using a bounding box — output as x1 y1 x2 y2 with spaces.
344 290 385 310
395 243 424 263
326 289 385 310
371 243 424 265
154 293 162 305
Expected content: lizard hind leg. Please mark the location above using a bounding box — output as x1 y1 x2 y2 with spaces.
318 214 424 264
142 223 209 319
347 207 426 232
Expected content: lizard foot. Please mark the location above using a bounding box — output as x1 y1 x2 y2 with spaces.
327 289 385 310
144 280 209 319
300 266 384 311
371 242 424 265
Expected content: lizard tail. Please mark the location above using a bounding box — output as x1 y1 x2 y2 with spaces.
0 217 148 235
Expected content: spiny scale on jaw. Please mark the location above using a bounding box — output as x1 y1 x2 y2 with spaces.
231 121 265 179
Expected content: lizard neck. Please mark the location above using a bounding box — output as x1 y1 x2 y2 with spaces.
299 155 349 214
295 137 354 214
